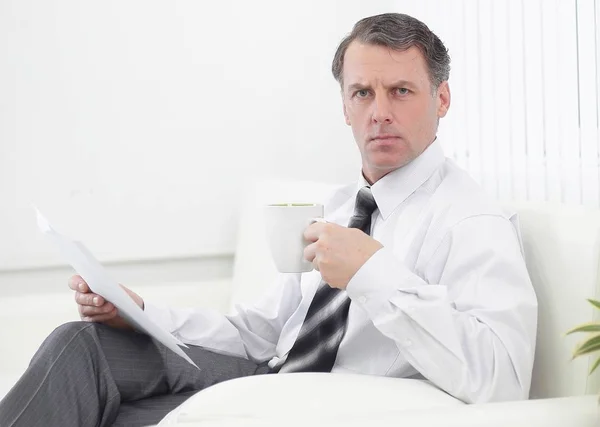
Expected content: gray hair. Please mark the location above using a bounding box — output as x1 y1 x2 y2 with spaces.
332 13 450 91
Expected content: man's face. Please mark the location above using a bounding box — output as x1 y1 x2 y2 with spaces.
341 42 450 184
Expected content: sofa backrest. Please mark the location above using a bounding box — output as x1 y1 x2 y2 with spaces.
230 181 600 399
505 201 600 398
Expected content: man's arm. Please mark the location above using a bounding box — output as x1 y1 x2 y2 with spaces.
345 215 537 404
143 273 303 363
70 272 303 363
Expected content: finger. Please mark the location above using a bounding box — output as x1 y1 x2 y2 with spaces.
304 221 328 242
75 291 105 307
82 308 118 323
80 302 115 316
303 242 317 263
68 275 90 293
312 256 320 272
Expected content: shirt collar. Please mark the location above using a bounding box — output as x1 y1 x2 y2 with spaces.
356 138 446 220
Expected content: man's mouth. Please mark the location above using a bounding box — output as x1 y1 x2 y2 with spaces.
370 134 401 142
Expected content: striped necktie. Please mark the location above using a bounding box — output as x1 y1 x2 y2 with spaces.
275 186 378 373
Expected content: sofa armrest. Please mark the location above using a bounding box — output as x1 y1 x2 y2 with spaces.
387 394 598 426
157 373 598 427
158 373 464 425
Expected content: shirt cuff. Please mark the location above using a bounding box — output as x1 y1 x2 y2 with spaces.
346 247 423 310
143 301 175 334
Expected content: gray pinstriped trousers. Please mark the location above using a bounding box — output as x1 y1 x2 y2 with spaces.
0 322 270 427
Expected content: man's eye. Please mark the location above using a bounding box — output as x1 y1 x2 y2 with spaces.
356 89 370 98
396 88 410 95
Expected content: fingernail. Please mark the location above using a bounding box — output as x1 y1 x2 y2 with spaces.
93 297 99 305
78 283 85 291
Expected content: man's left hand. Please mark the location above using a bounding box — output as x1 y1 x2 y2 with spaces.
303 222 383 289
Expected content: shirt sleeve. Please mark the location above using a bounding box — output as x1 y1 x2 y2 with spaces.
345 214 538 404
144 273 303 363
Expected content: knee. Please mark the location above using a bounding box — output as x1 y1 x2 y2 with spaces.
25 322 106 383
52 320 96 339
38 321 99 355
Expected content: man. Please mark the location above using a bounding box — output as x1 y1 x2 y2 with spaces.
0 13 537 427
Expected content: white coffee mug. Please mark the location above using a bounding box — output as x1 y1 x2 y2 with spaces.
264 203 324 273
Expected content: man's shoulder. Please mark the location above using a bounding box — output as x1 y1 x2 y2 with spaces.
428 160 514 226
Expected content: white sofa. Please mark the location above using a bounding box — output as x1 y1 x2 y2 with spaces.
1 180 599 426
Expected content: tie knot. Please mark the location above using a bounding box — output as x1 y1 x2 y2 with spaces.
353 186 377 218
347 186 378 234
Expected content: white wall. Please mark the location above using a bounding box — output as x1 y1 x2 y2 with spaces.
0 0 393 271
2 0 599 274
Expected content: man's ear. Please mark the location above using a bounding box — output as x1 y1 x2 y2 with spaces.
436 81 451 118
343 100 351 125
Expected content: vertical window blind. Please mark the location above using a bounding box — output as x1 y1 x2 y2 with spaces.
401 0 600 206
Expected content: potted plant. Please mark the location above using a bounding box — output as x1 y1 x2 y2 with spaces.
567 299 600 375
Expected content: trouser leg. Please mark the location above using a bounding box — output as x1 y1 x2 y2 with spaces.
113 334 270 427
0 321 266 427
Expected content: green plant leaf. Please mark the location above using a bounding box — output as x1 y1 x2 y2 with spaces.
589 356 600 375
587 299 600 310
573 334 600 358
573 343 600 358
565 323 600 335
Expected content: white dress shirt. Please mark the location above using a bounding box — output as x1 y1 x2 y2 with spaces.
145 139 538 404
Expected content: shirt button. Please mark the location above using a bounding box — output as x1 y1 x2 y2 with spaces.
358 296 368 304
404 339 412 347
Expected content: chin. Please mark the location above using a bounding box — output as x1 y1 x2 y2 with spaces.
367 143 412 162
369 154 410 171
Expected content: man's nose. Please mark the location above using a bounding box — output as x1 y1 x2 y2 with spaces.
371 96 393 124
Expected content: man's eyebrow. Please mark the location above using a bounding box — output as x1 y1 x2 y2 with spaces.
347 83 370 91
346 80 419 92
387 80 417 89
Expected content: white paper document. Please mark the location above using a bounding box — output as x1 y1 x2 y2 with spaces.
36 208 199 369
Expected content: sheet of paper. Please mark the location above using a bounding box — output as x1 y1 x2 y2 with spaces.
36 208 199 369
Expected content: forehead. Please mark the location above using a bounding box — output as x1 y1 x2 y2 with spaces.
342 42 429 88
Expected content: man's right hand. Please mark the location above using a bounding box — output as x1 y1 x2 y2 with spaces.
68 275 144 330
